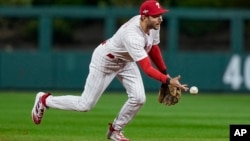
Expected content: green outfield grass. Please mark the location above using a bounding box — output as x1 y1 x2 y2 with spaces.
0 91 249 141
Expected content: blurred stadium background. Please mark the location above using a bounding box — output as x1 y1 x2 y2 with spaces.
0 1 250 141
0 0 250 92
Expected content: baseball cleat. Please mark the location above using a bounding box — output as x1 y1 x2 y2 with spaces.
31 92 50 125
107 123 130 141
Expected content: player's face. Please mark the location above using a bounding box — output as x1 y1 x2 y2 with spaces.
146 15 163 30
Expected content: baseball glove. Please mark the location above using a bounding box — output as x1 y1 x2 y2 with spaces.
158 83 182 106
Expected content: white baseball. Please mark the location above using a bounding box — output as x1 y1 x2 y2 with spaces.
190 86 198 94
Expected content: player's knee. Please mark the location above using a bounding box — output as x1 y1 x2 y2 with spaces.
77 101 95 112
139 96 146 104
77 105 93 112
131 95 146 105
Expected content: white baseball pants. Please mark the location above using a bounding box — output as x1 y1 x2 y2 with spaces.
46 43 146 130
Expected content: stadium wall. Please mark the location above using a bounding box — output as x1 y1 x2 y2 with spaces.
0 7 249 92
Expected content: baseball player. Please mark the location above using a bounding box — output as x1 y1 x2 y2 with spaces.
31 0 188 141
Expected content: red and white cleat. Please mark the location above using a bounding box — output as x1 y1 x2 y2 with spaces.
31 92 50 125
107 123 130 141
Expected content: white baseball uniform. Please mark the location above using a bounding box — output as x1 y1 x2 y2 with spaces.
46 15 161 131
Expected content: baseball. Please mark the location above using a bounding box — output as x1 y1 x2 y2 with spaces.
190 86 198 94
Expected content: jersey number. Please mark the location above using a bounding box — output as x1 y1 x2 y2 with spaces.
223 54 250 90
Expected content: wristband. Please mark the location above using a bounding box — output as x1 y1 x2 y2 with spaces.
166 77 171 85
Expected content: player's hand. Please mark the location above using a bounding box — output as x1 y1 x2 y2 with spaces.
169 75 189 91
167 74 172 79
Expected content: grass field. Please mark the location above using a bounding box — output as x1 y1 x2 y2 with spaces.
0 91 249 141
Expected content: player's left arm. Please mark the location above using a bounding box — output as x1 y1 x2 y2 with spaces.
148 44 167 74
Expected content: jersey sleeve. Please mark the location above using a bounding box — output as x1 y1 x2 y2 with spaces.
137 56 168 83
148 45 167 72
122 32 148 62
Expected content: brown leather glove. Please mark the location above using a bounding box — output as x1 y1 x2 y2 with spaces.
158 83 182 106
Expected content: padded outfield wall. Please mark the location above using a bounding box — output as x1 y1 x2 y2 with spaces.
0 7 249 92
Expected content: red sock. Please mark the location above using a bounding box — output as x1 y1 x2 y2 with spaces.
41 93 51 107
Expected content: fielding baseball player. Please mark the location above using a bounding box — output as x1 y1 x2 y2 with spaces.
31 0 188 141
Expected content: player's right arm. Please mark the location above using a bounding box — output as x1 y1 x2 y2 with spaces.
138 57 188 91
121 33 170 84
137 57 169 84
121 28 187 90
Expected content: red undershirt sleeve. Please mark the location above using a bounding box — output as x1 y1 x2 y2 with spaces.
148 45 167 73
137 56 168 83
